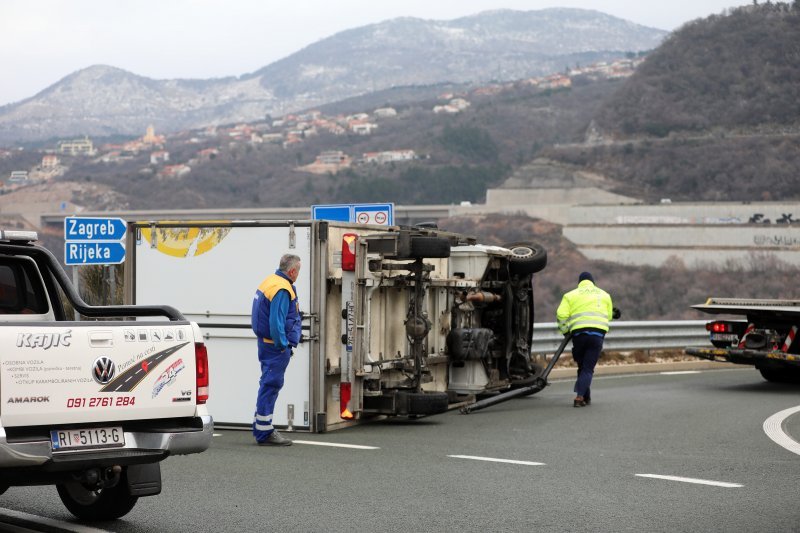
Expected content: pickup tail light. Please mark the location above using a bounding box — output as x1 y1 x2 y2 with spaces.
195 342 209 404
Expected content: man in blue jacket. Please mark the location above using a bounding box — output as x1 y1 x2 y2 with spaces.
251 253 302 446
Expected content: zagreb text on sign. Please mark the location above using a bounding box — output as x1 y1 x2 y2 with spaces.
64 218 126 241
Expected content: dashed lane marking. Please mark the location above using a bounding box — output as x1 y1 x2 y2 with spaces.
292 440 379 450
635 474 742 488
763 405 800 456
448 455 545 466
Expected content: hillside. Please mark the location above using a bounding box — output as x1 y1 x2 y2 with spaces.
543 3 800 202
0 9 664 143
17 78 619 210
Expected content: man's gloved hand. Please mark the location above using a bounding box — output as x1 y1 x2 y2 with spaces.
612 307 622 319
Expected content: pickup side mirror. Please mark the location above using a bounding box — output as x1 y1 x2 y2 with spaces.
612 307 622 320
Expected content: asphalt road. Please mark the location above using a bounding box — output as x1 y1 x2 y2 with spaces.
2 367 798 532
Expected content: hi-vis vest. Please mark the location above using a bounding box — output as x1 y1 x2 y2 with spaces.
556 280 613 335
251 272 301 348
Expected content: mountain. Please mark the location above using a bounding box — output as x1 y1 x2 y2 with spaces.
0 8 665 143
542 2 800 202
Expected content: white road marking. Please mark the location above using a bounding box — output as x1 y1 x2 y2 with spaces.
213 433 223 437
0 507 107 532
763 405 800 456
292 440 378 450
635 474 742 488
448 454 545 466
660 371 701 375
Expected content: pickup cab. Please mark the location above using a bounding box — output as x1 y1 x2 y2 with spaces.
0 230 212 521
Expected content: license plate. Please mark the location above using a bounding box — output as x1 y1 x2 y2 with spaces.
711 333 739 342
50 427 125 451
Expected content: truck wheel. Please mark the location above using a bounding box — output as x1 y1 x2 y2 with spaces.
758 367 800 384
503 242 547 275
407 237 451 259
402 391 449 415
57 477 138 521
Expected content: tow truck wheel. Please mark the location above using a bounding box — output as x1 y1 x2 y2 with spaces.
56 474 139 521
759 367 800 384
503 242 547 275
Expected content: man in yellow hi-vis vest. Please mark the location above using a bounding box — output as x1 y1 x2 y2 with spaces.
556 272 614 407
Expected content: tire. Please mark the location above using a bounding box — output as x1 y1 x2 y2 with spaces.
406 236 451 259
401 391 449 415
503 242 547 275
758 367 800 384
57 476 138 521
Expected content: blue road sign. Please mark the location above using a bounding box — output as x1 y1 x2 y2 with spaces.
312 203 394 226
65 241 126 265
64 217 127 241
311 204 351 222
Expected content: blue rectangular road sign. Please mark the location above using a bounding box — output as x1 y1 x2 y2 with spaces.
311 204 351 223
312 203 394 226
64 217 127 241
65 242 126 265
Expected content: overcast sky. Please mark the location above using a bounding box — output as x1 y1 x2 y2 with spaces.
1 0 747 107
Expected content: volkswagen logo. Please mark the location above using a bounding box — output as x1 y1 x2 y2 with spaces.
92 356 116 384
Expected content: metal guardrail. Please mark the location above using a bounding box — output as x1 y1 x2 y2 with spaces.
532 320 709 355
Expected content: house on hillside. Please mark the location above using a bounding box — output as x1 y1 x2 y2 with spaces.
349 120 378 135
361 150 417 164
373 107 398 118
158 164 191 179
41 155 59 168
150 150 170 164
58 137 95 156
299 151 352 175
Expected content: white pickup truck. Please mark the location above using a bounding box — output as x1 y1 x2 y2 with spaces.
0 230 212 521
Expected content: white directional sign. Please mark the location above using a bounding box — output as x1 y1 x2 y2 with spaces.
64 217 127 265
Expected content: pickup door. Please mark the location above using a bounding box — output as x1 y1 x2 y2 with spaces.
1 323 199 428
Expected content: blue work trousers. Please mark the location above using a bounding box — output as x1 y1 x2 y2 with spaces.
572 333 604 400
253 341 292 442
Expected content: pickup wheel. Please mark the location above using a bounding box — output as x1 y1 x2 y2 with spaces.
503 242 547 275
57 476 138 521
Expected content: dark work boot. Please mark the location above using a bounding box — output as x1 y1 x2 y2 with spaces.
257 430 292 446
573 396 586 408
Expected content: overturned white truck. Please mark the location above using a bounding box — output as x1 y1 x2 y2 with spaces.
126 220 546 432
